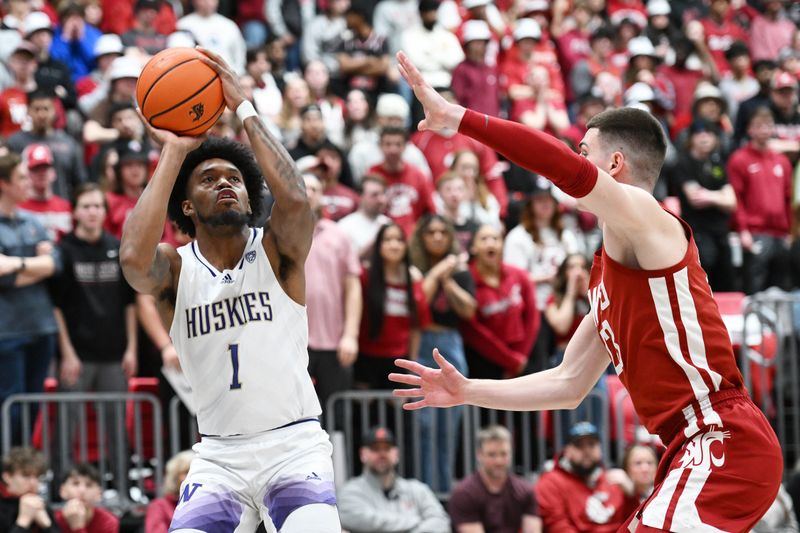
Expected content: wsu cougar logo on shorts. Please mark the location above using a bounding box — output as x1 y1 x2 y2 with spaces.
677 427 731 470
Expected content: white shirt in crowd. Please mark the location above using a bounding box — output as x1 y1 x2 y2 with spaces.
177 13 247 75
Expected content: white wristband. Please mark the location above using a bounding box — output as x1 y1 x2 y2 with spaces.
236 100 258 122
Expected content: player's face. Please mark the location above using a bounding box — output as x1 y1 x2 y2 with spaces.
59 475 101 506
361 443 399 476
2 470 40 496
380 225 406 265
74 190 107 231
477 439 511 480
579 128 617 180
187 159 251 229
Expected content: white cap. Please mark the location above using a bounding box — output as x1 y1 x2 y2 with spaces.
166 31 196 49
462 19 491 44
514 18 542 41
109 56 142 81
376 93 410 119
462 0 491 9
624 82 656 105
693 82 726 107
519 0 549 13
23 12 52 37
94 34 124 57
627 36 658 59
646 0 671 16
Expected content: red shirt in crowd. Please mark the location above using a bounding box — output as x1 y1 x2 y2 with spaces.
19 196 73 242
727 143 793 236
105 191 174 243
410 130 508 217
556 29 592 81
535 458 637 533
99 0 176 36
0 87 29 137
461 263 540 374
321 182 359 221
367 162 436 237
700 17 748 76
144 495 178 533
358 272 431 358
451 60 501 118
657 64 704 124
55 506 120 533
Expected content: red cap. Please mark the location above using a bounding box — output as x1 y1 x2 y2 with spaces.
25 144 54 169
772 70 798 90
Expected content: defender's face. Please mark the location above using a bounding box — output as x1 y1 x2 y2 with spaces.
579 128 616 180
185 158 250 223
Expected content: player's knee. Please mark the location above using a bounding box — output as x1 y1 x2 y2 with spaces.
279 503 340 533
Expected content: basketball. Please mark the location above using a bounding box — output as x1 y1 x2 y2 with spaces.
136 48 225 136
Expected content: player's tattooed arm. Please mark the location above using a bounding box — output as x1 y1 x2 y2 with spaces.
198 48 313 263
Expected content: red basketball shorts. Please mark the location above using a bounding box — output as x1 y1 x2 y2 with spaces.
622 396 783 532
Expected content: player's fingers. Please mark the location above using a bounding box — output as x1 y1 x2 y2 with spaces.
433 348 455 372
418 119 428 131
394 358 429 374
393 388 423 397
388 373 421 386
402 399 428 410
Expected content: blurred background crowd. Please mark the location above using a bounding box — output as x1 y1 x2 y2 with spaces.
1 0 800 531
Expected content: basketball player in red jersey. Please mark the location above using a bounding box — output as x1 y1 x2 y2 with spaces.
389 52 783 532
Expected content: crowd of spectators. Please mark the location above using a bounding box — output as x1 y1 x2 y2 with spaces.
1 0 800 530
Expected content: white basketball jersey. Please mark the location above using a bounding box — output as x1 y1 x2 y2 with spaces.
170 228 321 436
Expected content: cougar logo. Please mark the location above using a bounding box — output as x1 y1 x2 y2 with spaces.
677 427 731 470
585 492 615 524
189 103 205 122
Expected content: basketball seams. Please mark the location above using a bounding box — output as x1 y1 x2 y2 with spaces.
147 72 220 122
138 56 200 113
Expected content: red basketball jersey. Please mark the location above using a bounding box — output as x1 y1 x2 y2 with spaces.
588 215 745 443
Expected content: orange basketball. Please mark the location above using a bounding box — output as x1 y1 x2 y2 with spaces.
136 48 224 136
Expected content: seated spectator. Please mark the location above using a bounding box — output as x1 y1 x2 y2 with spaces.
99 0 176 37
719 41 759 125
618 445 657 504
338 175 391 260
728 107 793 294
569 25 621 103
512 64 569 135
305 60 346 148
301 141 358 221
401 0 464 91
120 0 168 57
335 3 391 101
18 144 72 241
104 144 150 239
245 47 282 127
356 223 429 390
145 450 194 533
348 93 432 185
0 447 57 532
409 213 476 491
91 101 155 179
367 127 436 237
76 33 123 102
55 463 119 533
667 120 736 291
81 56 142 142
674 82 733 156
504 179 582 310
338 427 450 533
176 0 245 74
450 150 502 228
544 253 591 359
535 422 637 532
463 224 539 380
0 152 60 446
302 0 348 77
289 106 353 191
275 77 311 148
436 172 480 252
452 20 499 118
49 2 102 82
0 41 38 137
449 425 542 532
7 88 87 201
343 89 376 150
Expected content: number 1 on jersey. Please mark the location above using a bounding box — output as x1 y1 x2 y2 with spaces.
229 344 242 390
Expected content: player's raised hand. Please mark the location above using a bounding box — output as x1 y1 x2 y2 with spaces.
196 47 247 112
136 107 205 152
389 348 468 410
396 51 465 133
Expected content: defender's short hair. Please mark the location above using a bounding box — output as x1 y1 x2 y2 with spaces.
586 107 667 185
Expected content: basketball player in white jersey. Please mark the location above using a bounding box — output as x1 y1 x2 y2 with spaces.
120 49 340 533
